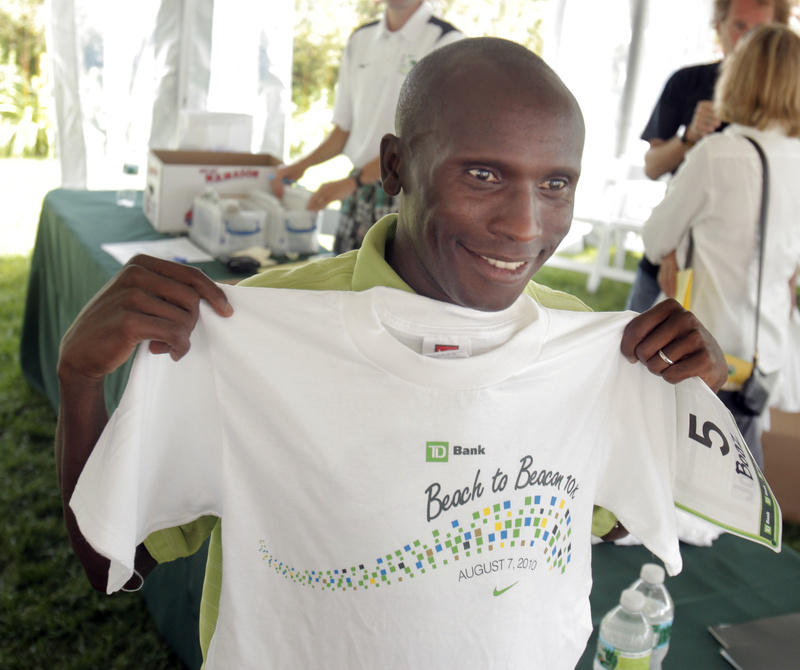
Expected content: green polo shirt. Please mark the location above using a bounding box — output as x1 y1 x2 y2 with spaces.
144 214 615 665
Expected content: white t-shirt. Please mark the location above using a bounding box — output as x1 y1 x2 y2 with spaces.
331 2 463 167
73 286 719 669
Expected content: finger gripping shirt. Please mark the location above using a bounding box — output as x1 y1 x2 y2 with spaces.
73 285 701 669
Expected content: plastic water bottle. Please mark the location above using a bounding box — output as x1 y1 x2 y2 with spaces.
593 589 654 670
116 162 140 207
629 563 674 669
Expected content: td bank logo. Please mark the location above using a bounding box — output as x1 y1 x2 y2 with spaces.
426 441 449 463
426 442 486 462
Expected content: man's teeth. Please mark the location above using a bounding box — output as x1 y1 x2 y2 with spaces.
480 255 525 270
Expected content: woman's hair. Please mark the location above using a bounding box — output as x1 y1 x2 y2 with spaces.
715 24 800 138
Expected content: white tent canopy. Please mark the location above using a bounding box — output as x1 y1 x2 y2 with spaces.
47 0 294 189
46 0 718 194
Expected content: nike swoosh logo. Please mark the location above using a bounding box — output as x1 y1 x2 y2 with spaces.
493 582 519 597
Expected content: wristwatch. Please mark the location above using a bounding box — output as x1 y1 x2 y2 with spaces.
680 126 696 147
348 167 364 188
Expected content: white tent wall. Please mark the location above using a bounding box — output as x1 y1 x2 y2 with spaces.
544 0 717 211
46 0 293 189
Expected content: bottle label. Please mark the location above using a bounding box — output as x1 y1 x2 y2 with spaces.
595 633 652 669
652 619 673 649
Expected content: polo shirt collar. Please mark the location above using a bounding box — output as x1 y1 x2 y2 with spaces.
377 2 434 41
351 214 416 294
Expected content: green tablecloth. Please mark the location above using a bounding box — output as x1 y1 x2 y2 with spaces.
20 189 800 669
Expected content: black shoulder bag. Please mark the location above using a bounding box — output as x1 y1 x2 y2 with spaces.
735 136 771 416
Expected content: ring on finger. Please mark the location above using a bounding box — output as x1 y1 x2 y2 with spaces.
658 349 675 366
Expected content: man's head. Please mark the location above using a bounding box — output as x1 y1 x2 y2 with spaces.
713 0 789 56
716 24 800 137
380 37 585 312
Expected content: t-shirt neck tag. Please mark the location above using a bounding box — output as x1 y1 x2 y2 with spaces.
421 336 473 359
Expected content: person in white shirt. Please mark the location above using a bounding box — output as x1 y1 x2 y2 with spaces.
643 24 800 468
272 0 463 253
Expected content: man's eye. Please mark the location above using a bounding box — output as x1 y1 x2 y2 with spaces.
541 178 568 191
468 168 498 182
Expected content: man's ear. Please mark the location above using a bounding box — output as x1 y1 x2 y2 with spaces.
380 133 402 196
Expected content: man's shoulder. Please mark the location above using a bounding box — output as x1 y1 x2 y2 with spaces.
665 61 721 89
351 19 380 38
343 18 381 56
237 253 357 291
524 281 591 312
426 15 461 41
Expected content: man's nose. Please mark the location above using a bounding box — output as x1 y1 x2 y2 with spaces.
490 184 542 241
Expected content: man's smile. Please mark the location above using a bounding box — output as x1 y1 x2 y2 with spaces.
479 254 527 271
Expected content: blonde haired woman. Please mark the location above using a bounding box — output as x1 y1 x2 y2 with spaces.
642 24 800 467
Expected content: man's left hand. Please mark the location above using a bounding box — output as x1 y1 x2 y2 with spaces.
621 299 727 392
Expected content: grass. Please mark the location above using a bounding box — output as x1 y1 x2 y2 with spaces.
0 254 185 670
535 259 635 313
1 232 798 668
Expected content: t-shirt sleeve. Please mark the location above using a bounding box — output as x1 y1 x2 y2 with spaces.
594 363 682 575
330 39 354 132
641 71 684 142
69 308 225 593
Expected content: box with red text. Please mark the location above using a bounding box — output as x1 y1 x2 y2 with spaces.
144 149 280 234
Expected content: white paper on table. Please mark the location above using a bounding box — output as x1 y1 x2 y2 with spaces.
673 381 781 552
101 238 214 266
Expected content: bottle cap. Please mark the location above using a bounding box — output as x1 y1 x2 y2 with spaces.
620 589 645 612
641 563 665 585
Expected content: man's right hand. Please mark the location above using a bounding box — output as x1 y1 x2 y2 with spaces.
644 100 722 180
684 100 722 145
271 163 307 199
58 254 233 383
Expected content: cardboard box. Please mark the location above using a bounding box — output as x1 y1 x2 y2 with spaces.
144 149 280 234
762 409 800 523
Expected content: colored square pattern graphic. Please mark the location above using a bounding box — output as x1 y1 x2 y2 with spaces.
258 496 572 591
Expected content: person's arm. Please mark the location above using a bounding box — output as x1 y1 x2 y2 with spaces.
644 100 721 180
643 138 711 269
306 155 383 212
271 125 351 199
55 255 233 590
644 137 689 180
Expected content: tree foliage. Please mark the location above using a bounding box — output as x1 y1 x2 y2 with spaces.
0 0 51 157
291 0 382 113
288 0 548 159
